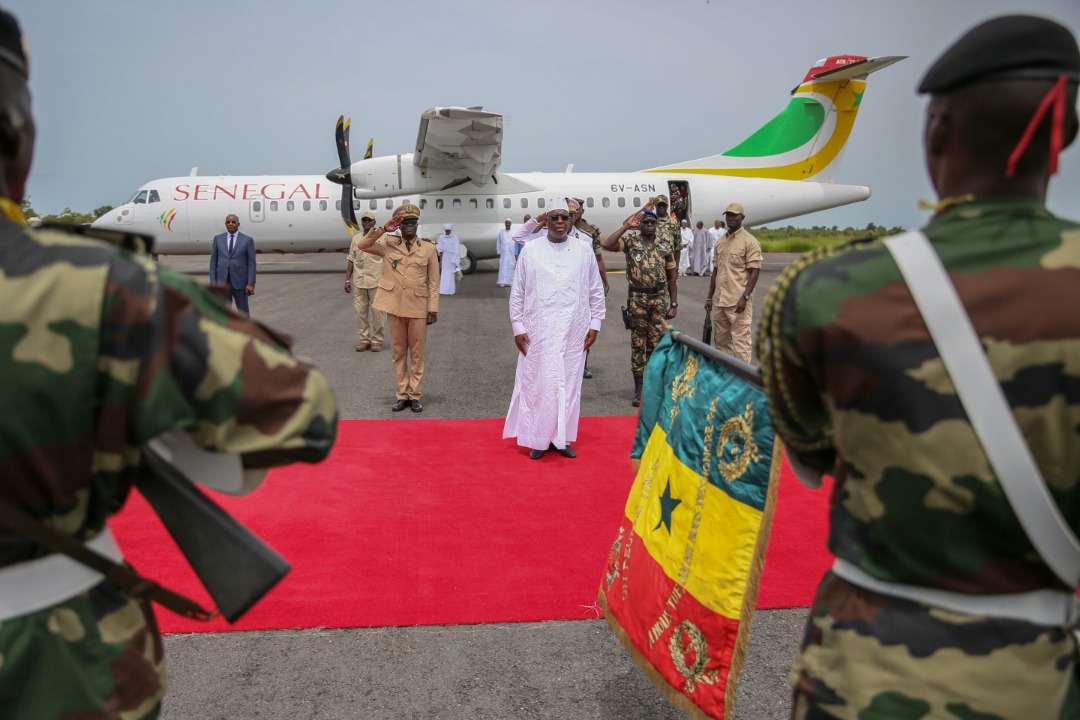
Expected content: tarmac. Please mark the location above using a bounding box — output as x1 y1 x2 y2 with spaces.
157 251 809 720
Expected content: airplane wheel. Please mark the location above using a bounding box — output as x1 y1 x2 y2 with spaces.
461 249 477 275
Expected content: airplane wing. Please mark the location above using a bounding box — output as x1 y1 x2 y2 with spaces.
414 107 503 185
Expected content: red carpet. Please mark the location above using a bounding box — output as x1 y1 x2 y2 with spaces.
109 417 833 634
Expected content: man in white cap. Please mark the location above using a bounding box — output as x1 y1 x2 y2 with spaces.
705 202 761 362
437 223 461 295
496 218 516 287
504 198 605 460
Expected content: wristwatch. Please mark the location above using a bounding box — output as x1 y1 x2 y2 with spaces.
670 301 679 308
742 293 752 301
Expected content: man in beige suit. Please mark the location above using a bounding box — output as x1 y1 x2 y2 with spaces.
357 203 440 412
344 211 385 352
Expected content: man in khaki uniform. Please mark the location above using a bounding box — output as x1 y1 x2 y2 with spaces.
705 202 761 362
344 211 385 352
356 203 440 413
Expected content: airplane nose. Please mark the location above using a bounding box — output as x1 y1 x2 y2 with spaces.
325 168 350 185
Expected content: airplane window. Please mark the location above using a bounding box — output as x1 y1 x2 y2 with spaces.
633 197 641 208
420 199 427 209
270 201 278 211
617 198 626 208
148 190 160 203
469 199 478 209
336 200 341 211
602 198 610 208
503 198 511 209
369 200 377 210
287 201 295 211
452 199 461 208
538 198 545 209
486 199 494 209
319 200 327 211
436 199 444 210
521 198 528 208
132 190 148 205
353 200 361 211
303 200 311 211
385 199 393 210
253 201 262 212
587 198 594 208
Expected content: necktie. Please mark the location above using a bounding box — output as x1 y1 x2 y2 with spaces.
229 234 235 253
405 240 412 252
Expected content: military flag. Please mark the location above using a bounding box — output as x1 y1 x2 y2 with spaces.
599 331 781 720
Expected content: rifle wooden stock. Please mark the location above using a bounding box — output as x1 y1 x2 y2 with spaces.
139 446 291 623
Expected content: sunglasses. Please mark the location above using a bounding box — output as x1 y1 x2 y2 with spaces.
548 214 571 222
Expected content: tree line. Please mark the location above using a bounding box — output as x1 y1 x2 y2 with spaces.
20 199 113 226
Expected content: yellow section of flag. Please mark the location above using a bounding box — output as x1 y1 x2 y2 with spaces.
628 424 764 620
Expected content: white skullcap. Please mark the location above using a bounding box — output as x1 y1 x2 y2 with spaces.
444 223 453 230
505 218 512 222
546 197 569 214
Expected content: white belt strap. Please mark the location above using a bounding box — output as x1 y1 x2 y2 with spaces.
0 527 124 622
833 558 1076 625
884 231 1080 589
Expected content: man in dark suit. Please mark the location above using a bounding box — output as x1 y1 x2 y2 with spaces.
209 213 256 314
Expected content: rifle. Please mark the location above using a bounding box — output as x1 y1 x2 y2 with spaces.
140 432 291 623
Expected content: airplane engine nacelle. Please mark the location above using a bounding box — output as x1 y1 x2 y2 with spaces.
349 154 468 199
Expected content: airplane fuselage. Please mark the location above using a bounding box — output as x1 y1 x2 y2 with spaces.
96 171 870 268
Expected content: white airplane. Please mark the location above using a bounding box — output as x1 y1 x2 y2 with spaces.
92 54 904 274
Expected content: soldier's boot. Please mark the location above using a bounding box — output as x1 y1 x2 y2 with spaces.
631 374 643 408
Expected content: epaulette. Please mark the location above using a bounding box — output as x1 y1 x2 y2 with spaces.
422 237 436 244
38 221 154 255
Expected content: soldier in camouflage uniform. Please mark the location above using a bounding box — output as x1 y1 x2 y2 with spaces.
603 208 678 407
653 194 683 270
0 13 338 718
757 16 1080 719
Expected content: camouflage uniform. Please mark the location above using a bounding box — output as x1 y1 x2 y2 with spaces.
757 197 1080 719
619 230 675 375
655 214 681 256
0 207 338 719
575 218 603 258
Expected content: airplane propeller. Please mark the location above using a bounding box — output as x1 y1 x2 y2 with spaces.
327 115 360 233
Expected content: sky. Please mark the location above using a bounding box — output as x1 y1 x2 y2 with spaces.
8 0 1080 230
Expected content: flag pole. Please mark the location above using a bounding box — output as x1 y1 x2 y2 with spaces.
669 330 763 388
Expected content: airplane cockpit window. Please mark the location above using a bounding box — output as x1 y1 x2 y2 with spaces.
436 199 444 210
633 197 641 208
303 200 311 211
503 198 511 209
617 197 626 208
586 198 594 208
602 198 610 208
287 201 295 212
148 190 160 203
269 201 279 211
130 190 148 204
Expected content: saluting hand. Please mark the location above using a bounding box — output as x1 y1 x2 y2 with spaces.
515 332 530 357
534 212 548 229
626 211 644 229
383 216 403 234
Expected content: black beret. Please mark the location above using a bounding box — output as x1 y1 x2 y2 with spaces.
919 15 1080 94
0 9 27 77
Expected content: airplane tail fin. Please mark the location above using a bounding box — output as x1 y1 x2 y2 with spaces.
643 55 905 183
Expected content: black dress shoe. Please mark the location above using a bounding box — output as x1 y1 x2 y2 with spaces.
410 400 424 413
582 367 593 379
557 444 576 458
529 449 545 460
392 399 410 412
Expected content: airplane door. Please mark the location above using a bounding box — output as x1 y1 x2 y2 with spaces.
249 194 265 223
668 180 691 224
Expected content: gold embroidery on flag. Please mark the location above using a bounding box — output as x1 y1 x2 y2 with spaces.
669 620 719 693
605 527 624 589
669 355 699 424
717 402 762 483
648 585 685 647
